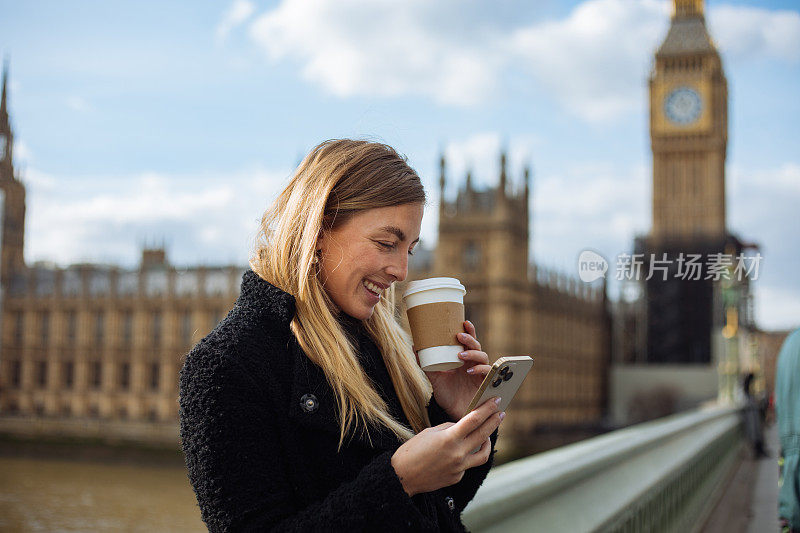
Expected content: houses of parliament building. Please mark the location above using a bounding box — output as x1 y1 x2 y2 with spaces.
0 60 610 450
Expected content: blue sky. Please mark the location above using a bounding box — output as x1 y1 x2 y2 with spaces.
1 0 798 330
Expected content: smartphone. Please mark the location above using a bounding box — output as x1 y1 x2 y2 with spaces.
464 355 534 417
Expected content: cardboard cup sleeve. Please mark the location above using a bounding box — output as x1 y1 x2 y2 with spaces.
406 301 465 351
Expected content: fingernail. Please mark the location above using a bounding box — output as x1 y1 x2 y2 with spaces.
499 412 506 421
458 352 467 358
466 367 474 374
494 397 502 406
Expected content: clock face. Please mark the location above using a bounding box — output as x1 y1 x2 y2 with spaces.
664 87 702 125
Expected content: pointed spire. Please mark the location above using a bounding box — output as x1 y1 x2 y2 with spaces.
465 168 472 191
498 150 507 197
523 164 531 201
439 152 446 196
1 58 10 165
1 57 8 117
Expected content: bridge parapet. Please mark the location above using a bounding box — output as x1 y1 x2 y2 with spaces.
463 404 743 532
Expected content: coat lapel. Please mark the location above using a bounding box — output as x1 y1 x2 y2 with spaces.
286 336 401 452
239 269 403 452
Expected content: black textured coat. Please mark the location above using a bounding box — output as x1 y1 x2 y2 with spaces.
179 270 497 532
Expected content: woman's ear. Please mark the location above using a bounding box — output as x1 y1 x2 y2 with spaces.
315 230 325 255
314 228 327 264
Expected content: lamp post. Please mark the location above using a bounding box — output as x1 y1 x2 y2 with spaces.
718 259 740 405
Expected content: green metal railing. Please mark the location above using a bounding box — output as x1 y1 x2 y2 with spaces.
463 404 743 533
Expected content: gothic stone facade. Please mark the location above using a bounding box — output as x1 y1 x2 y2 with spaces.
402 155 611 446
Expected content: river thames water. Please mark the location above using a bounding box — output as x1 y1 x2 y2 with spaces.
0 434 562 531
0 443 204 532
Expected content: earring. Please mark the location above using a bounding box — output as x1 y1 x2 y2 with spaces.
311 251 320 264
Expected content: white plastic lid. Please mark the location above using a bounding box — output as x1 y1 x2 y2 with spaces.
402 277 465 299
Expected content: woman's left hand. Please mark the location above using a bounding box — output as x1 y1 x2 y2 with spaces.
425 320 492 421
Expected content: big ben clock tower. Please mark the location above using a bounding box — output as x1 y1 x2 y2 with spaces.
638 0 734 364
650 0 727 243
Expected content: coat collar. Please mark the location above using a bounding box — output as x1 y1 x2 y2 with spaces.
236 269 297 329
237 270 401 452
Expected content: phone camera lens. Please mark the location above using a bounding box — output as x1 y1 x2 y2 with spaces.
492 377 503 388
499 366 509 376
503 370 514 381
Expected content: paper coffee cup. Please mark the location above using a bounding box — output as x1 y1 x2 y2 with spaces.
402 277 466 371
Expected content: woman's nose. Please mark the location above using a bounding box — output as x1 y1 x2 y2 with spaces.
386 252 409 282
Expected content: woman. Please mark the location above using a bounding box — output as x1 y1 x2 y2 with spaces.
179 139 504 532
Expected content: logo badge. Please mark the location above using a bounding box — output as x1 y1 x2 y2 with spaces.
578 250 608 283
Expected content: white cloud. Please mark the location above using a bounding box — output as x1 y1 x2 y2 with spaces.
66 96 90 112
755 286 800 331
248 0 502 105
709 6 800 63
729 162 800 225
13 140 33 165
443 132 538 192
66 173 234 223
770 163 800 193
216 0 256 43
444 133 502 188
20 167 56 192
534 162 649 247
246 0 800 120
509 0 668 121
745 162 800 194
25 166 290 268
526 161 652 277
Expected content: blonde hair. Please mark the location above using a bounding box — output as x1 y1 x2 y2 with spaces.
250 139 433 448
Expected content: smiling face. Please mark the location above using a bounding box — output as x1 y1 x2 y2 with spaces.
317 203 423 320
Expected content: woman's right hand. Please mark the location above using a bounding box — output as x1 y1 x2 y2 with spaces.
390 396 504 497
